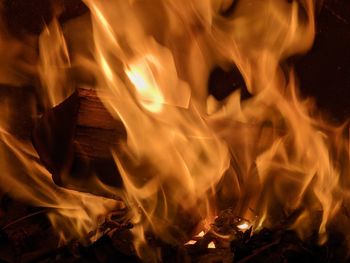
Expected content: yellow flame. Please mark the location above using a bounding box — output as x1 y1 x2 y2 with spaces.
85 0 230 258
79 0 349 259
237 222 250 231
0 0 349 262
125 55 165 113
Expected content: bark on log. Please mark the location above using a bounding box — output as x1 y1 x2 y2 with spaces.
76 87 126 159
32 86 125 188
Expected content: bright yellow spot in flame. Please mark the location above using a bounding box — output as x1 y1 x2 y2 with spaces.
126 68 148 91
237 222 250 231
195 230 205 238
185 240 197 245
207 241 216 249
100 54 114 81
125 56 164 113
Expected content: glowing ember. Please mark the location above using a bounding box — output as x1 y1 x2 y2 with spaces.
207 241 216 249
184 240 197 245
237 222 250 231
195 231 206 238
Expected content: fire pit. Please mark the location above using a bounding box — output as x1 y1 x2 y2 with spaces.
0 0 349 262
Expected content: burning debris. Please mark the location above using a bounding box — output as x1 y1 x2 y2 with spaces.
0 0 350 262
1 204 348 262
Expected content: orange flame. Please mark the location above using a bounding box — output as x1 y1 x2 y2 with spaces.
38 18 74 107
82 0 349 257
0 0 349 262
0 125 120 242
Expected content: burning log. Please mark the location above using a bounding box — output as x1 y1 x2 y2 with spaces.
2 207 346 262
32 86 126 188
75 87 126 159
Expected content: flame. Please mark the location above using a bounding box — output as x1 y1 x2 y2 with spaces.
84 0 231 258
82 0 349 256
125 55 165 113
0 0 349 262
237 222 250 231
0 7 120 242
38 18 74 107
0 126 120 242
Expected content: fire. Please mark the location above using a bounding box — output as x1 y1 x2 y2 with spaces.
38 18 73 107
0 0 349 262
237 222 250 231
85 0 349 254
0 126 120 242
125 55 165 113
0 3 120 243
